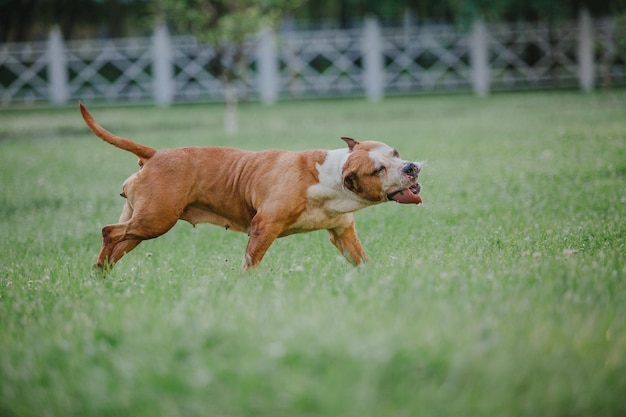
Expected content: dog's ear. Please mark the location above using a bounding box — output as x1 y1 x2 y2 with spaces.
341 137 360 152
342 171 361 193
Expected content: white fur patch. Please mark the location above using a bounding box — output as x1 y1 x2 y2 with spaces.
309 148 372 212
290 149 370 231
311 148 349 194
368 145 395 161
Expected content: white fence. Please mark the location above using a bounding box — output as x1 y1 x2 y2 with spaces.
1 13 624 106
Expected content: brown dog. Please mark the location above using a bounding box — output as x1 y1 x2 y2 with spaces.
80 102 423 270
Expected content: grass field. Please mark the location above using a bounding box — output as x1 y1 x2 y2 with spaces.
1 91 625 417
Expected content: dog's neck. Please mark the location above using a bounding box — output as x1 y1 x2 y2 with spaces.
316 148 350 189
305 148 373 215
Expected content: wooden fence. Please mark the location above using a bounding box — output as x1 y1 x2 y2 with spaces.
1 12 624 106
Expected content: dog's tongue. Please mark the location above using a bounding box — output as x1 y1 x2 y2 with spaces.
391 190 423 205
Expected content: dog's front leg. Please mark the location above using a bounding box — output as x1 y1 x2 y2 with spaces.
242 214 285 270
328 223 368 266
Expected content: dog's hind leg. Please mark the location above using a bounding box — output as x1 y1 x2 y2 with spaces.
96 201 179 269
106 238 142 267
96 221 176 268
95 201 134 268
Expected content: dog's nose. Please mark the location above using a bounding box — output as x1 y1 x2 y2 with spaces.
402 162 419 177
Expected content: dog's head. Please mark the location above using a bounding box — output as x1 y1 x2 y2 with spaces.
341 137 423 205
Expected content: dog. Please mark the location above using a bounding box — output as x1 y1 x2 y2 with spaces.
79 102 423 270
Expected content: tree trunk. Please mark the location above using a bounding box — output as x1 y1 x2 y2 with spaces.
109 0 124 38
600 19 614 90
13 0 37 41
548 22 559 88
223 80 238 136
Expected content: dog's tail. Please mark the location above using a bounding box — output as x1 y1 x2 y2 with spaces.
79 101 157 163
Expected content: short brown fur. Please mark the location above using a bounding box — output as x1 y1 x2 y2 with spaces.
80 103 420 270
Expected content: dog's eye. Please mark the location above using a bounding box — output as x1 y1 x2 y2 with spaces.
392 149 400 158
372 166 386 175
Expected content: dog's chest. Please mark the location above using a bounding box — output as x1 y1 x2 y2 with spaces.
290 205 344 231
288 185 363 232
286 149 368 232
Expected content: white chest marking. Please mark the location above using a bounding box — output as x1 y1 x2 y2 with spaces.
289 149 371 231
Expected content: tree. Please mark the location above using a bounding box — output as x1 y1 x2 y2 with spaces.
157 0 301 135
0 0 38 42
0 0 152 42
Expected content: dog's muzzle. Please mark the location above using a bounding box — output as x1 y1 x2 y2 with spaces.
387 162 423 205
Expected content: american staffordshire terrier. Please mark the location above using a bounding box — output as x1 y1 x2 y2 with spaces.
79 102 423 270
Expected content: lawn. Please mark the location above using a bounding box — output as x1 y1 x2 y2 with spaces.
1 91 625 417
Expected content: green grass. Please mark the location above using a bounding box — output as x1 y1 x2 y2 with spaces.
1 91 625 417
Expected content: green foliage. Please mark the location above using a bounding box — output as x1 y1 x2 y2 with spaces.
155 0 302 132
294 0 626 25
1 91 625 416
3 0 626 42
157 0 301 44
439 0 624 23
445 0 510 22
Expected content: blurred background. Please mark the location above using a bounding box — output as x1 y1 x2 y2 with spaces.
2 0 625 40
1 0 625 113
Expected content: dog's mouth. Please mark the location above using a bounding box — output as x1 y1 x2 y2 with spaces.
387 183 422 205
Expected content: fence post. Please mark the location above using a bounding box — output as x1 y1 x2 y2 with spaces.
257 27 278 104
362 17 384 101
152 24 173 106
578 9 595 92
47 26 68 104
470 19 489 96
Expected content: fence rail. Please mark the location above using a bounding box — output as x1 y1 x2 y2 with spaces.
1 13 624 106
